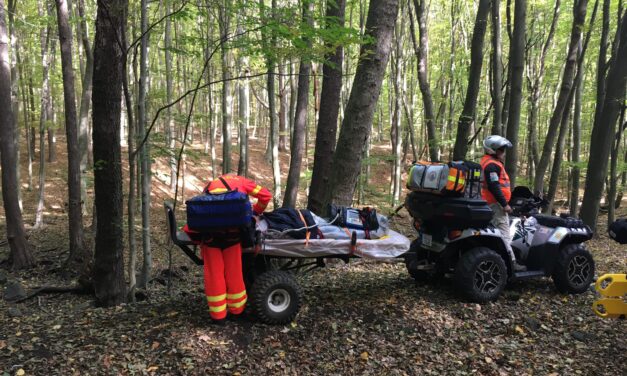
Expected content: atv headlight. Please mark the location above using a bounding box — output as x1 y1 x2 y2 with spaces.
548 227 568 244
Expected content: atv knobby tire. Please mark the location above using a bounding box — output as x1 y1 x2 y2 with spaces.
248 271 302 325
552 244 595 294
455 247 507 303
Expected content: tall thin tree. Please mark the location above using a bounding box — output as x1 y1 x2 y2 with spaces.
76 0 93 210
236 16 250 177
504 0 526 186
92 0 127 306
55 0 86 269
308 0 346 214
534 0 588 195
452 0 491 160
491 0 503 135
323 0 400 207
283 0 313 208
218 0 232 174
408 0 439 162
580 12 627 230
137 0 152 289
0 0 33 270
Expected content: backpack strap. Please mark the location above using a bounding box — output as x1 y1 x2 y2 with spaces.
218 176 233 192
296 210 310 247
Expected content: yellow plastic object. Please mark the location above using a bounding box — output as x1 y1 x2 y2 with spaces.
593 274 627 319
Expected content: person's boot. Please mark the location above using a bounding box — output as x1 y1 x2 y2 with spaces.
512 262 527 272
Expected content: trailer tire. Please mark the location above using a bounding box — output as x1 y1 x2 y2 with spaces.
455 247 507 303
248 271 302 325
552 244 594 294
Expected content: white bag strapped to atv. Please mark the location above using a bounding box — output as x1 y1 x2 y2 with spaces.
164 202 411 325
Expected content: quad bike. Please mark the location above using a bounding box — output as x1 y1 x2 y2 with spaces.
404 186 595 303
592 219 627 319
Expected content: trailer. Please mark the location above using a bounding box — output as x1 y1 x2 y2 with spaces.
164 202 411 324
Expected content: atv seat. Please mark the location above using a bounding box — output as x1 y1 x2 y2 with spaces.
533 214 585 229
164 201 203 265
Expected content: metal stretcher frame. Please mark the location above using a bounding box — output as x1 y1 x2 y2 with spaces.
164 202 411 272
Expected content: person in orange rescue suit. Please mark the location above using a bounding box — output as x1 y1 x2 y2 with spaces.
480 135 526 272
201 174 272 323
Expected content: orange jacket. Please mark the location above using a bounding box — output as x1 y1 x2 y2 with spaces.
480 154 511 205
205 175 272 215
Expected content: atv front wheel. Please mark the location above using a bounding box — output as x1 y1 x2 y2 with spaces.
455 247 507 303
552 244 595 294
248 271 302 324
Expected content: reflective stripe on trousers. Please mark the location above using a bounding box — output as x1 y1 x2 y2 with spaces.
202 243 247 320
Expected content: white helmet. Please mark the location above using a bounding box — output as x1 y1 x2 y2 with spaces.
483 135 513 155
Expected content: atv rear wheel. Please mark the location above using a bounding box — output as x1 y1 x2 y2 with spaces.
455 247 507 303
248 271 302 324
552 244 595 294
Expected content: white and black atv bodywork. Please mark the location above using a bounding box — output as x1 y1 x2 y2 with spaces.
404 188 595 303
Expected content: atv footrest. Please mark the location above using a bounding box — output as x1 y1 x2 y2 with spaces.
513 270 546 279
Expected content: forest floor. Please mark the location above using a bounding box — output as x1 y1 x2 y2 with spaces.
0 136 626 375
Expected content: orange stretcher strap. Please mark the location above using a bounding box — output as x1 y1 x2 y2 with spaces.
296 210 311 247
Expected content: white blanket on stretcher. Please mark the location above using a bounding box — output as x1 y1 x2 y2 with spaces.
247 228 411 259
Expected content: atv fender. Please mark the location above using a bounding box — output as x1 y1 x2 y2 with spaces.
447 227 513 275
547 226 593 246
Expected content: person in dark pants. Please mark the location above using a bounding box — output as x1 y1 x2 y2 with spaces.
480 135 526 272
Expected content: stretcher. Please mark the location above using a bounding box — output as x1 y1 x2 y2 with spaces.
164 202 411 324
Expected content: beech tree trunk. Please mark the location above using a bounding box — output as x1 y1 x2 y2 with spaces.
409 0 439 162
570 50 584 217
165 0 176 189
526 0 561 185
308 0 346 214
546 89 575 214
76 0 93 211
263 0 281 208
534 0 587 195
218 1 232 174
322 0 400 207
391 15 403 205
452 0 490 160
34 2 52 229
237 19 250 177
283 0 313 208
504 0 526 187
55 0 86 269
491 0 503 136
92 0 127 307
580 12 627 230
278 62 288 152
0 0 34 270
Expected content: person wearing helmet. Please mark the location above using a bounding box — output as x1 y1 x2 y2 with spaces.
480 135 526 272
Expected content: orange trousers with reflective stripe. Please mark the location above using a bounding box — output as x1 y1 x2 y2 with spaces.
201 243 247 320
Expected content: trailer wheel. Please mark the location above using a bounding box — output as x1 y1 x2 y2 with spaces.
248 271 302 325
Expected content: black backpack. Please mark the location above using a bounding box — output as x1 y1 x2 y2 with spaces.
609 219 627 244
